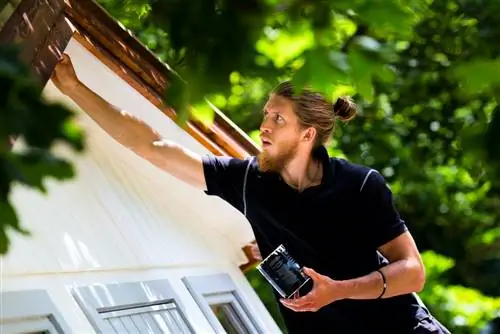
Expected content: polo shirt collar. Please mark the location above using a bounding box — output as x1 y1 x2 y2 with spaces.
313 145 334 186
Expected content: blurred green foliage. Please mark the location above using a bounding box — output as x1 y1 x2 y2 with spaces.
0 44 84 254
419 251 500 333
1 0 499 332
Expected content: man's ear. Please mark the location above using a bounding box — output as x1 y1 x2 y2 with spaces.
302 127 316 143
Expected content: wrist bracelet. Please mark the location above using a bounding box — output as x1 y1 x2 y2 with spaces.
376 269 387 299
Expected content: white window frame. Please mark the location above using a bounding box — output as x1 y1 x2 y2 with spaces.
182 273 264 334
1 289 71 334
72 279 195 334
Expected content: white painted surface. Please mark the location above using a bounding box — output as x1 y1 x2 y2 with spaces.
1 38 280 333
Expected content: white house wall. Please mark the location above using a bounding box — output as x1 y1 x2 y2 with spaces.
4 38 256 275
1 37 280 333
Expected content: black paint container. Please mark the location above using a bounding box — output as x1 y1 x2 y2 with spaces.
257 244 311 299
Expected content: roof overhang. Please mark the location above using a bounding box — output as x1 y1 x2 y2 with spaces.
0 0 261 272
0 0 262 159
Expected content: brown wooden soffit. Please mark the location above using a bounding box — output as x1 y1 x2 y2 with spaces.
0 0 74 148
71 32 231 157
0 0 73 86
63 0 261 159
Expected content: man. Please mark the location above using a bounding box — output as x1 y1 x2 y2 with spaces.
52 54 448 333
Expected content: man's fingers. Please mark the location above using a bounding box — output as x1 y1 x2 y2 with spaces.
251 245 262 260
60 53 70 63
56 54 71 67
281 298 314 309
291 292 315 305
303 267 322 281
280 299 316 312
50 72 60 85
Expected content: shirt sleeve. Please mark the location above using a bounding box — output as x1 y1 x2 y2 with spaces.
361 170 408 248
202 154 250 211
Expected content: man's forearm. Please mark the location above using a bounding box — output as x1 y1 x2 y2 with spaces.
68 82 160 149
340 258 425 300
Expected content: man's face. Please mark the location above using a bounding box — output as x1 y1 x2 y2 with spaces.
258 94 303 172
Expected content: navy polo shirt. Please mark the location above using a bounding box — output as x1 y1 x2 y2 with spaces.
202 146 428 333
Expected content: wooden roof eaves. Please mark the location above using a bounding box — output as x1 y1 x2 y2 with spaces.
70 30 232 157
63 0 262 159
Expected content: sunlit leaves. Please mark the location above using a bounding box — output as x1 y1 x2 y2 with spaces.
478 228 500 246
420 251 500 334
193 99 217 127
421 250 455 281
354 1 419 39
285 34 398 103
256 23 314 68
105 0 431 125
329 0 500 306
98 0 152 29
291 47 349 101
347 48 375 101
344 36 398 102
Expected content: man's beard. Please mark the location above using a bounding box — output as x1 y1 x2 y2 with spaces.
257 140 298 173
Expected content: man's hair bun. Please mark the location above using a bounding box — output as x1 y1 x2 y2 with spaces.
333 96 357 121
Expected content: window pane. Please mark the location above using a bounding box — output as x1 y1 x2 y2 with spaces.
210 303 250 334
100 301 192 334
167 308 193 333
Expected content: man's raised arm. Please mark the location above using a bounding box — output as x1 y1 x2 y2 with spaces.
51 54 207 191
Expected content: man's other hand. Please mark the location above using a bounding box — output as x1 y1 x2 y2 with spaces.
280 267 348 312
250 241 262 261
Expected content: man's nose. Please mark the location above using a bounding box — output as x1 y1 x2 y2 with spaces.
260 118 272 134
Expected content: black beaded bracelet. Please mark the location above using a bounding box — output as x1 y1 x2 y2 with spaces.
376 269 387 299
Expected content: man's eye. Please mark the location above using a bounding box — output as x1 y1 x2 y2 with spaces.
276 115 284 123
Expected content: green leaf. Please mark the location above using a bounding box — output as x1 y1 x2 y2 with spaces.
163 71 190 125
6 149 75 193
256 22 314 68
0 201 30 255
355 0 419 39
291 47 351 101
346 36 398 101
347 48 375 101
192 99 216 127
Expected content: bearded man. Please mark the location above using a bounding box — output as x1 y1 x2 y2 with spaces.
52 54 449 333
